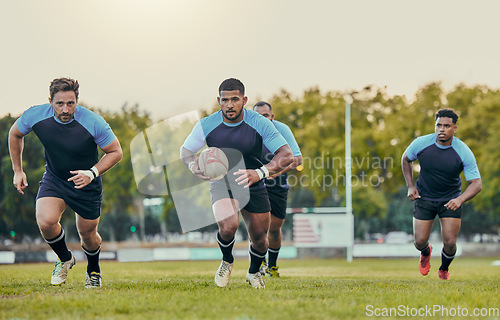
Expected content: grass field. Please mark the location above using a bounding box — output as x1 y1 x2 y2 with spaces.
1 257 499 320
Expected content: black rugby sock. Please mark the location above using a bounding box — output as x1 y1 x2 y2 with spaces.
439 248 455 271
249 246 267 274
44 229 72 262
83 245 101 274
420 244 431 256
268 247 280 268
216 232 235 264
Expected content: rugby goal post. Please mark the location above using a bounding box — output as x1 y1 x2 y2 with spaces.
288 100 354 262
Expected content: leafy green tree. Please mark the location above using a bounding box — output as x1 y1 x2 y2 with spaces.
1 115 46 240
93 104 153 241
1 82 499 241
459 90 500 220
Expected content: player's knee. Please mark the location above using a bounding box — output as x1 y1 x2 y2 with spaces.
251 231 268 246
413 238 428 250
268 229 281 242
442 239 456 251
219 226 238 239
252 237 268 253
35 214 58 233
36 220 51 232
78 228 98 242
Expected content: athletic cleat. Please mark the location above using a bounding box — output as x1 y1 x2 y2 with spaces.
214 260 233 288
259 259 268 276
51 253 75 285
246 272 265 289
438 270 450 280
419 244 432 276
267 266 280 277
85 272 102 288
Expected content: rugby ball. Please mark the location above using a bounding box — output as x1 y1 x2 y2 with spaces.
197 147 229 180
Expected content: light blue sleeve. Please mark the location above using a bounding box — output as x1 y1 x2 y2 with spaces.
248 110 288 154
404 139 421 161
93 115 116 148
182 120 206 153
16 112 34 135
275 121 301 156
454 139 481 181
404 134 434 161
16 104 53 135
76 106 116 148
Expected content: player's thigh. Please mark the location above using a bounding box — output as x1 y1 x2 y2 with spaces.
212 198 240 227
241 209 270 237
413 217 434 243
439 217 461 243
35 197 67 226
76 214 100 235
269 215 285 233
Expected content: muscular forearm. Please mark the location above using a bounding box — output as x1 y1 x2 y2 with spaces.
8 128 24 173
264 145 293 174
92 139 123 176
94 151 122 176
180 147 196 167
445 178 482 210
457 179 482 203
179 146 210 180
9 125 29 194
401 156 415 188
69 139 122 189
271 155 302 177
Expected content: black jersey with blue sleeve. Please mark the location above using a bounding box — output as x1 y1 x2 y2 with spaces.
16 103 116 181
261 120 301 191
182 109 288 189
404 133 480 201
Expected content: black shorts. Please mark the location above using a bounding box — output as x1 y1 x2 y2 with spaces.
36 171 103 220
267 187 288 219
413 198 462 220
210 182 271 214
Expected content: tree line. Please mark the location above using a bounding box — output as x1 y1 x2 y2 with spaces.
1 83 498 242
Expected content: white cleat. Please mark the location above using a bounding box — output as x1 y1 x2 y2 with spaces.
246 272 265 289
85 272 102 288
50 253 75 285
214 260 233 288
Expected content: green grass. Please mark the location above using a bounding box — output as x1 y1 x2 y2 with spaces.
1 258 499 319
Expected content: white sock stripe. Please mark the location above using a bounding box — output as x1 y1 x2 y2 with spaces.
45 229 65 244
441 249 455 259
216 236 235 248
249 247 266 259
82 245 101 256
268 248 280 253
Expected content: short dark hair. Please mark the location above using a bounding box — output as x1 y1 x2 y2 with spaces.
50 77 79 100
435 108 459 124
253 101 272 111
219 78 245 96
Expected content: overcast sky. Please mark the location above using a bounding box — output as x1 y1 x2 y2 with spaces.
1 0 499 121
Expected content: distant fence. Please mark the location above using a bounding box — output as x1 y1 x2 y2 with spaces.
1 243 498 264
0 246 298 264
